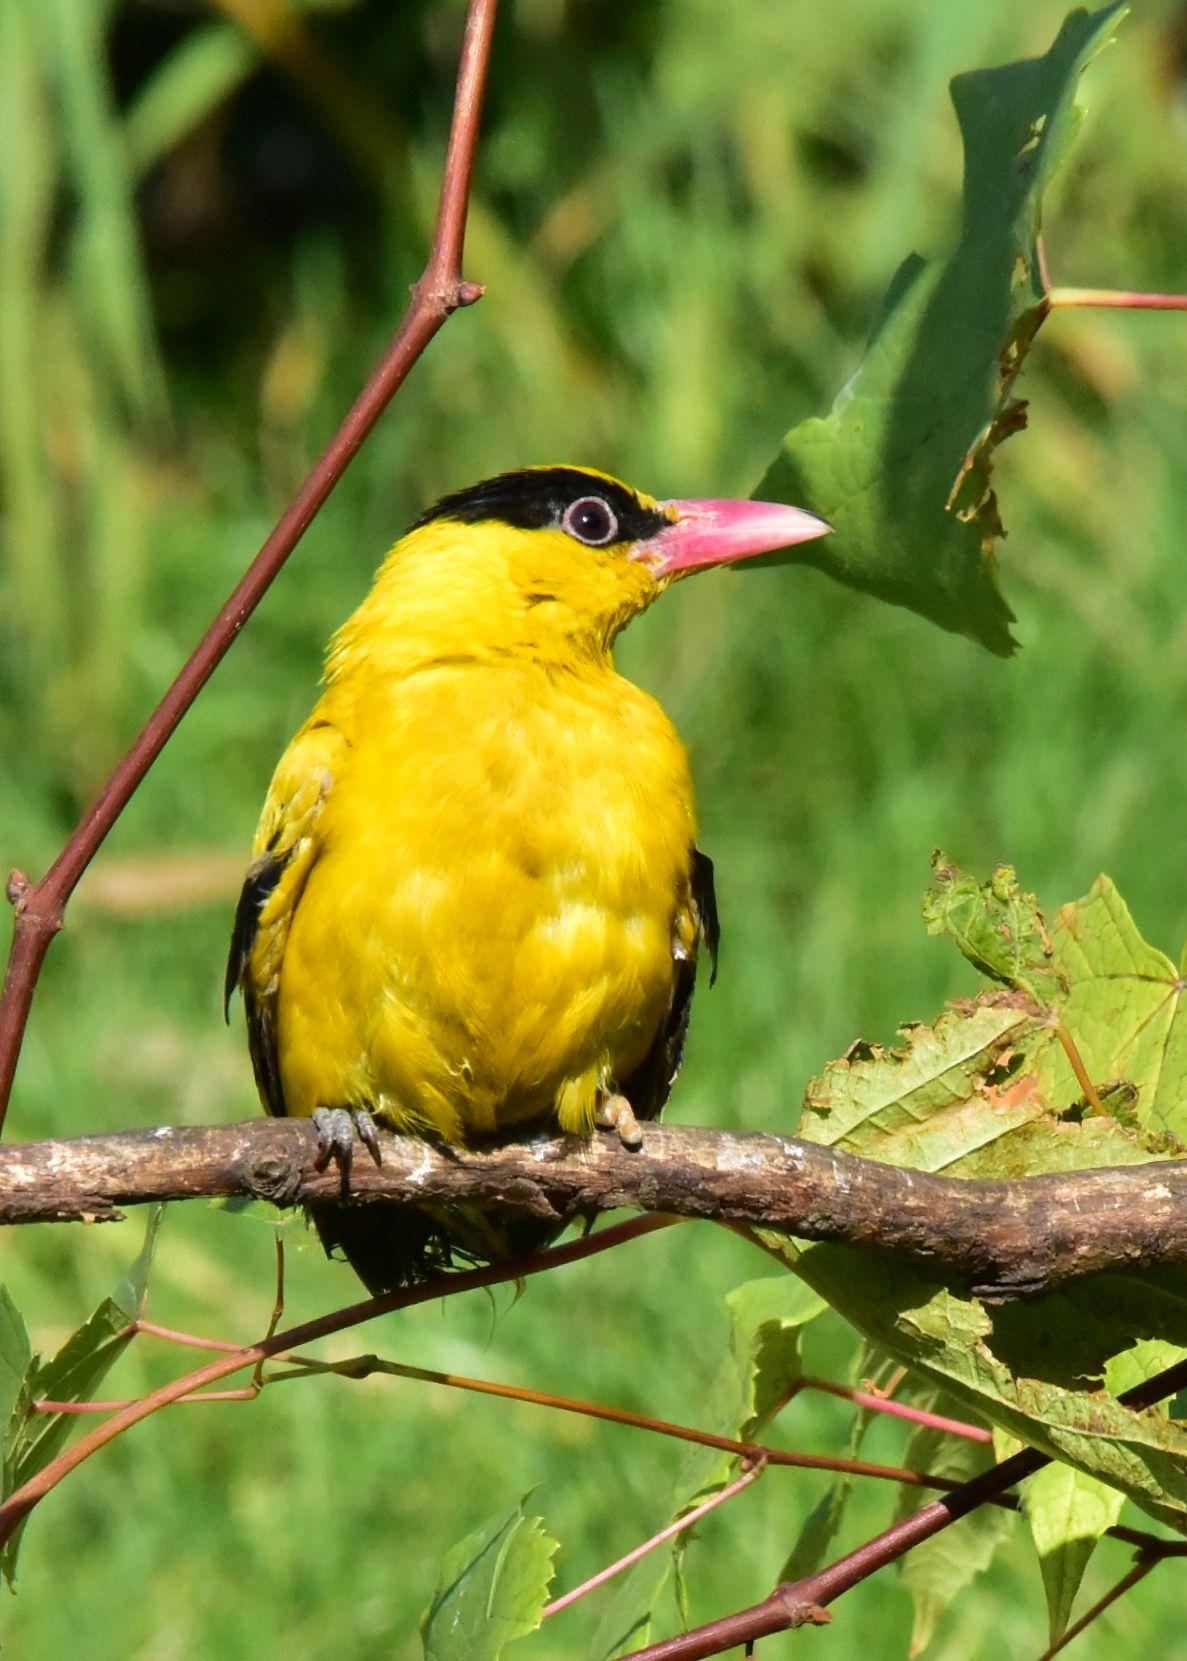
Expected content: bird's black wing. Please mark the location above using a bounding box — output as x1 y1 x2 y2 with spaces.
225 719 346 1121
620 845 718 1121
225 849 291 1118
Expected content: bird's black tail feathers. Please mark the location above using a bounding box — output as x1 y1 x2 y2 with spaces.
309 1199 563 1295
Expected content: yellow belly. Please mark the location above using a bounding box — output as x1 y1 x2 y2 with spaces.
275 659 697 1141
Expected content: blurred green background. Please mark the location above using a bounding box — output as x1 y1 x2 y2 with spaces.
3 0 1187 1654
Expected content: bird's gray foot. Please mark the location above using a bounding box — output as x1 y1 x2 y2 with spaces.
312 1106 383 1179
596 1092 644 1149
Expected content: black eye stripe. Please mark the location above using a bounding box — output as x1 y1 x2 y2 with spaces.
411 467 670 545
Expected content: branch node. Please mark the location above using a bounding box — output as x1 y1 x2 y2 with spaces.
456 280 485 306
775 1588 831 1630
5 871 30 910
244 1154 306 1209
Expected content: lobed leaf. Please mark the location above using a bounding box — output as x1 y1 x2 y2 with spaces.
894 1395 1012 1656
772 860 1187 1535
750 3 1127 654
1037 877 1187 1141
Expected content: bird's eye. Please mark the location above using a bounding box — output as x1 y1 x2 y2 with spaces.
561 496 618 547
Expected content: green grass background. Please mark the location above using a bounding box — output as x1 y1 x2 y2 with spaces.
3 0 1187 1654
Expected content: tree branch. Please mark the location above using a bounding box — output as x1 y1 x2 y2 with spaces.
8 1118 1187 1295
0 0 500 1129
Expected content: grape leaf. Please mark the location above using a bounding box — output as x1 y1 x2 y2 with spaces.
894 1396 1012 1656
924 852 1062 1006
767 864 1187 1533
750 2 1127 655
421 1496 557 1661
587 1277 824 1660
1022 1460 1124 1645
1037 877 1187 1141
1 1209 162 1585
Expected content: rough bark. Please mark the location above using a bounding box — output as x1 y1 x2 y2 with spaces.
4 1118 1187 1296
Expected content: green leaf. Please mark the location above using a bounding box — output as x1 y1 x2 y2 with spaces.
1037 877 1187 1140
1021 1461 1124 1645
112 1202 164 1322
895 1398 1012 1656
676 1275 825 1507
923 852 1062 1005
751 3 1127 654
767 861 1187 1534
1 1210 162 1585
588 1277 825 1656
779 1346 899 1581
0 1292 31 1438
421 1497 556 1661
798 993 1050 1171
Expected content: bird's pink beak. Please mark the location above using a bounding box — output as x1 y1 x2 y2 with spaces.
630 498 832 578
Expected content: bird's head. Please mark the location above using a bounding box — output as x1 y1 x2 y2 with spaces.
336 466 830 674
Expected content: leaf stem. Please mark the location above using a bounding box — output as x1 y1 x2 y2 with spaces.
265 1351 954 1489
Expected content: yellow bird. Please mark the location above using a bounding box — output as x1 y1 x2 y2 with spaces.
226 467 829 1289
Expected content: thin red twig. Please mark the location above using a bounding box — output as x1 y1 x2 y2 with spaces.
1047 286 1187 310
542 1459 767 1620
0 0 501 1129
134 1320 245 1354
795 1376 991 1443
0 1214 673 1548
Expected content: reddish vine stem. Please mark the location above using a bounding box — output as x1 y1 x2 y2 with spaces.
617 1353 1187 1661
793 1376 991 1443
542 1459 768 1620
0 1213 672 1549
266 1352 955 1490
1047 286 1187 310
0 0 500 1131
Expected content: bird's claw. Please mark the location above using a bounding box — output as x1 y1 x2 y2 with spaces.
313 1106 384 1181
596 1092 644 1149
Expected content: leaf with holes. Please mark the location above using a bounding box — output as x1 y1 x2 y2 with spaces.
764 864 1187 1533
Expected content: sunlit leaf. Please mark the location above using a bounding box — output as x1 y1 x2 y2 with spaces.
1 1210 161 1585
923 851 1062 1005
895 1397 1012 1656
769 862 1187 1532
421 1497 556 1661
752 3 1127 654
